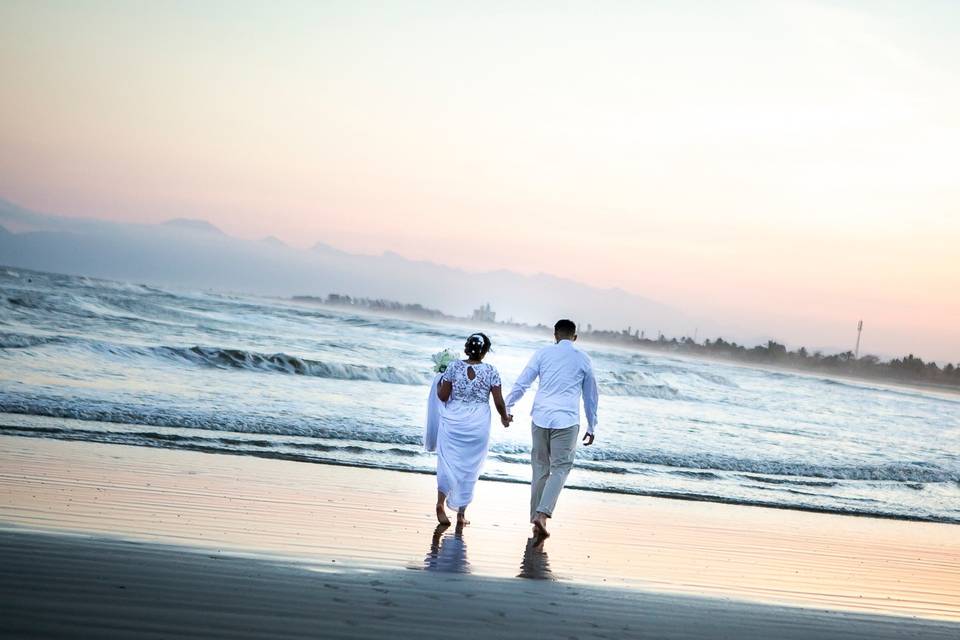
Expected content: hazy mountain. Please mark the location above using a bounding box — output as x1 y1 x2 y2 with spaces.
0 198 684 331
260 235 288 248
161 218 225 235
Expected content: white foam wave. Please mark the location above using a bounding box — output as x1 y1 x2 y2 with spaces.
601 371 682 398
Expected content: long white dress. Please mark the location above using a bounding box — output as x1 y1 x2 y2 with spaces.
436 359 501 510
423 372 444 452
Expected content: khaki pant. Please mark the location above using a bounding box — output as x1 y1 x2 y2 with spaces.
530 423 578 520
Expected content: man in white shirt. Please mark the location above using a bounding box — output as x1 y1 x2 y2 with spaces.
505 319 599 539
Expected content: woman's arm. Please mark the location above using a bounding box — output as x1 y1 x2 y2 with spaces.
437 379 452 402
491 386 511 428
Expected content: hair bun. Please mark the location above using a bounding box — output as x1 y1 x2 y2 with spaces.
464 332 491 359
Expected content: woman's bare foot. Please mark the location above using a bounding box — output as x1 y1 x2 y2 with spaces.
436 491 451 525
457 510 470 527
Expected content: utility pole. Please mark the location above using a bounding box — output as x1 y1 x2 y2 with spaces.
854 320 863 360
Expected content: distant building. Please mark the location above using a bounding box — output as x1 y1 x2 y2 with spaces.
471 303 496 323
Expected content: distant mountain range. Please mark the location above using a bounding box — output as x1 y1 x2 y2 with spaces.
0 197 684 331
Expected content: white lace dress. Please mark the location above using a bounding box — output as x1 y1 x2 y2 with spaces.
436 359 501 509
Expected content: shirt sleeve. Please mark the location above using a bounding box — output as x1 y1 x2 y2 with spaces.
441 360 458 383
582 357 599 434
505 351 540 410
489 365 502 388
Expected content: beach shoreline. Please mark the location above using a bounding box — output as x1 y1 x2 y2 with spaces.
3 419 956 526
1 435 958 628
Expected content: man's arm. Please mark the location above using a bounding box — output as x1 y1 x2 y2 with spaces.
504 351 540 411
582 359 599 443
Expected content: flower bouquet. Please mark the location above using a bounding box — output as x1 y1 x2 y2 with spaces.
431 349 459 374
424 349 457 452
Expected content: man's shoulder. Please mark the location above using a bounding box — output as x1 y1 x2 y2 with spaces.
531 344 555 359
540 341 591 364
570 343 594 365
537 343 556 355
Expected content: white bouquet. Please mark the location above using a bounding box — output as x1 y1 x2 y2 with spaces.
431 349 459 373
425 348 458 452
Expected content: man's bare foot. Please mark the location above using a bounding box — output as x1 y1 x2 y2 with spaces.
436 504 451 526
532 514 550 539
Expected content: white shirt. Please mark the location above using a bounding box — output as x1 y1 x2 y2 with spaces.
505 340 599 433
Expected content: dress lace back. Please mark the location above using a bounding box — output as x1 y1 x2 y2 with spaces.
441 360 502 404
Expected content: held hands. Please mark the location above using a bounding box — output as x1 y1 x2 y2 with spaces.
582 431 595 446
501 414 514 428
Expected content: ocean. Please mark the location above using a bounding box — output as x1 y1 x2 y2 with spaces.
1 267 958 523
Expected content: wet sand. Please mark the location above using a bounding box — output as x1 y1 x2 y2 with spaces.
1 436 958 638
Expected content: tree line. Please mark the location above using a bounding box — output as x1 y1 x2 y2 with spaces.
583 329 960 389
292 292 959 391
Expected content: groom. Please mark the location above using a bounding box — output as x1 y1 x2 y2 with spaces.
505 319 599 539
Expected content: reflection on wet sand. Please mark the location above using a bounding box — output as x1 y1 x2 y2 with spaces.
423 524 471 574
518 536 555 580
5 438 958 621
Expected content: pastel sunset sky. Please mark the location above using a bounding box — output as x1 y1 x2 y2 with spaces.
1 1 958 360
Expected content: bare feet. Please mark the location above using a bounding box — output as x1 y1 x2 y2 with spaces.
532 513 550 539
457 510 470 527
436 490 451 525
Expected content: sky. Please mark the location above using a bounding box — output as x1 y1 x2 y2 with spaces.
1 1 958 361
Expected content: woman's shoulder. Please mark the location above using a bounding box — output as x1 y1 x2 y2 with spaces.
442 359 463 375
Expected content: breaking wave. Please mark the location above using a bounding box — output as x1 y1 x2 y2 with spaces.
150 345 431 385
0 332 431 385
601 371 683 399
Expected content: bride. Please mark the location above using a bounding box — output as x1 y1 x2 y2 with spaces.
432 333 511 526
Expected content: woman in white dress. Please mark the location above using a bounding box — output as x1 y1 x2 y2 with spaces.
435 332 511 527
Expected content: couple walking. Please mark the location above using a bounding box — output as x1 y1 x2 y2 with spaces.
425 319 599 540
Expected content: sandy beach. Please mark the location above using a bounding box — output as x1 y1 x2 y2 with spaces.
1 435 958 638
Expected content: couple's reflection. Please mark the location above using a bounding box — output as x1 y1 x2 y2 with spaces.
423 523 471 573
421 525 554 580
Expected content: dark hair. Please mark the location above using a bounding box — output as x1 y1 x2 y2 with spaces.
464 332 492 361
554 319 577 337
